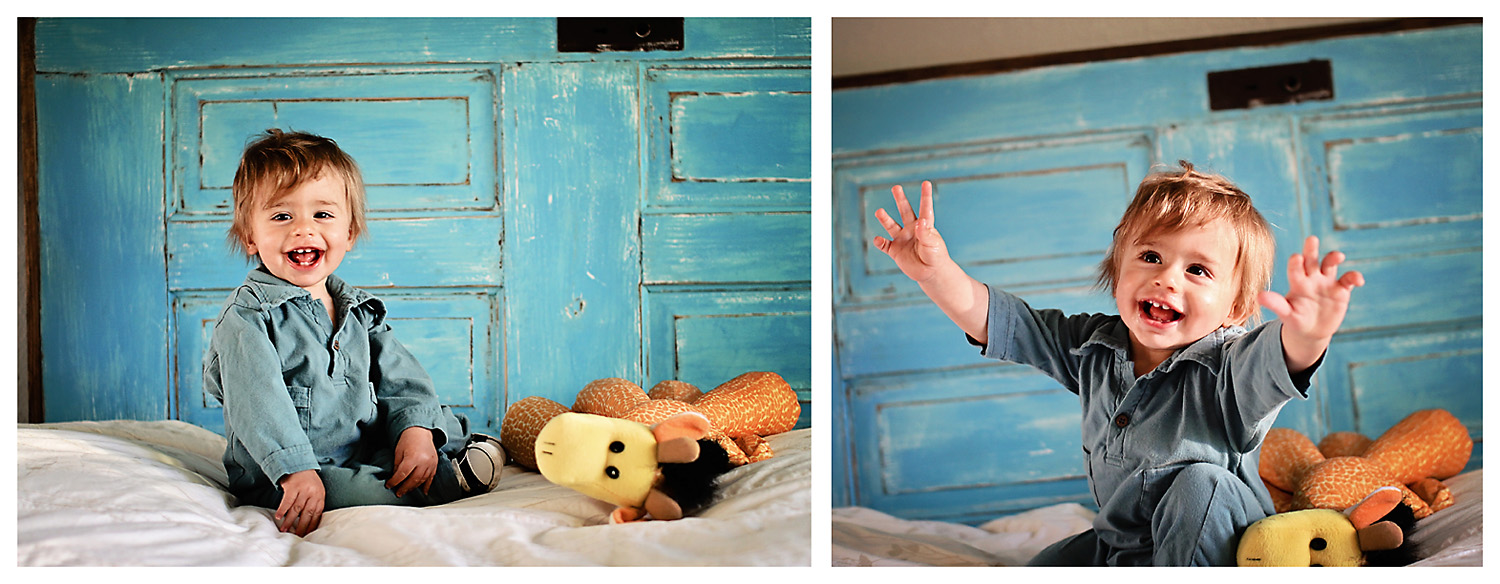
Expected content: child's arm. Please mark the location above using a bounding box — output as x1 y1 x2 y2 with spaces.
1256 236 1365 375
872 181 991 341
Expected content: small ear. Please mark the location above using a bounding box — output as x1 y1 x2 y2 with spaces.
1357 521 1404 552
610 506 647 524
651 412 711 443
656 436 701 464
643 488 683 521
1346 486 1403 530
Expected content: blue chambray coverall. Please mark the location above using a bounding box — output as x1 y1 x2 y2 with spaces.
973 287 1316 566
204 267 472 511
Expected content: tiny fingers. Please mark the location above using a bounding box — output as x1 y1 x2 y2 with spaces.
1338 270 1365 289
874 207 901 238
1320 250 1345 277
1302 236 1320 276
892 184 917 225
917 181 935 227
1257 290 1292 320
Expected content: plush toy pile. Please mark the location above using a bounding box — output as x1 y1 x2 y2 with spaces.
1259 409 1472 519
499 371 801 522
1238 486 1417 566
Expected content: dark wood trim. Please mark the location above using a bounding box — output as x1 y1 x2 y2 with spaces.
20 17 42 423
834 18 1482 90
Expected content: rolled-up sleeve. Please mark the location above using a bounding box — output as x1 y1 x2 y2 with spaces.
207 306 318 483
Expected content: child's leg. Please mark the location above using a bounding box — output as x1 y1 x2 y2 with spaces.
320 453 465 510
1026 529 1109 566
1150 463 1268 566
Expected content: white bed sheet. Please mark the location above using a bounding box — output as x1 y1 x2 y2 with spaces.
832 469 1482 567
17 420 811 566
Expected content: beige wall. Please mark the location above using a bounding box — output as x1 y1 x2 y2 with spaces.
832 18 1381 78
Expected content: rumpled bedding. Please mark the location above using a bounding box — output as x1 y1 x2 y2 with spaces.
833 468 1482 566
16 420 810 566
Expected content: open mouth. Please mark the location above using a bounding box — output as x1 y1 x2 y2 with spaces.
1140 299 1184 325
286 248 324 267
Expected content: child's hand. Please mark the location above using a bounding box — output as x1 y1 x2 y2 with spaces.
873 181 952 284
275 469 325 536
1257 236 1365 374
388 426 439 498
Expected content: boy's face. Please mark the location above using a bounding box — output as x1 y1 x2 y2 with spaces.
244 172 354 296
1113 218 1243 364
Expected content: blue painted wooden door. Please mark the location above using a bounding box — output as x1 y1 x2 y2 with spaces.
35 18 812 436
832 25 1481 523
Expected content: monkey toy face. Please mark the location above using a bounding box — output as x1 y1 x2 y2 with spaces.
534 413 660 509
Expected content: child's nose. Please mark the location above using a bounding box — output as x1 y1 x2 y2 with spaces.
290 218 317 236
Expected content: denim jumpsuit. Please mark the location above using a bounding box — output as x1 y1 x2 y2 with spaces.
973 287 1316 566
204 267 472 511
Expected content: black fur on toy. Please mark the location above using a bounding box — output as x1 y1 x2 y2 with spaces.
656 439 732 516
1363 501 1420 566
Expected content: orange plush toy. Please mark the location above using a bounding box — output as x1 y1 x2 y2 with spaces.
1259 409 1472 519
500 371 802 472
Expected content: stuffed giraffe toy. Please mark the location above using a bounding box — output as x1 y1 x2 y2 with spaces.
1258 409 1472 519
500 371 802 472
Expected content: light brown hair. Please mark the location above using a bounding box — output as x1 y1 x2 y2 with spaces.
1097 161 1275 326
227 129 367 257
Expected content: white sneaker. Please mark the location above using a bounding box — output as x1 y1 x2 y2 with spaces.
456 433 505 494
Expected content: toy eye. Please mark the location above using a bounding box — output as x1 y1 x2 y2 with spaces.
605 466 619 479
609 441 625 453
1309 538 1327 551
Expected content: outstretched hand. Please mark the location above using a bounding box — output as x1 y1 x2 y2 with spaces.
872 181 951 284
1257 236 1364 373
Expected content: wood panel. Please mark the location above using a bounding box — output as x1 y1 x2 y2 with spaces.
36 18 813 73
170 68 501 216
36 19 814 445
503 61 643 405
832 25 1482 523
36 73 170 422
836 133 1153 303
643 287 812 429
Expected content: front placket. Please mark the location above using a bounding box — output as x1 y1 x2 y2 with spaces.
1104 351 1150 470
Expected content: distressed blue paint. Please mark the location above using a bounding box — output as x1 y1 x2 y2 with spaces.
168 218 504 289
671 92 812 180
835 132 1153 303
38 19 814 443
833 26 1482 522
172 68 501 215
834 26 1480 156
37 73 170 422
504 61 644 405
642 287 812 430
1300 102 1482 258
837 288 1114 379
642 213 811 284
645 65 812 211
37 18 812 73
847 368 1091 522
